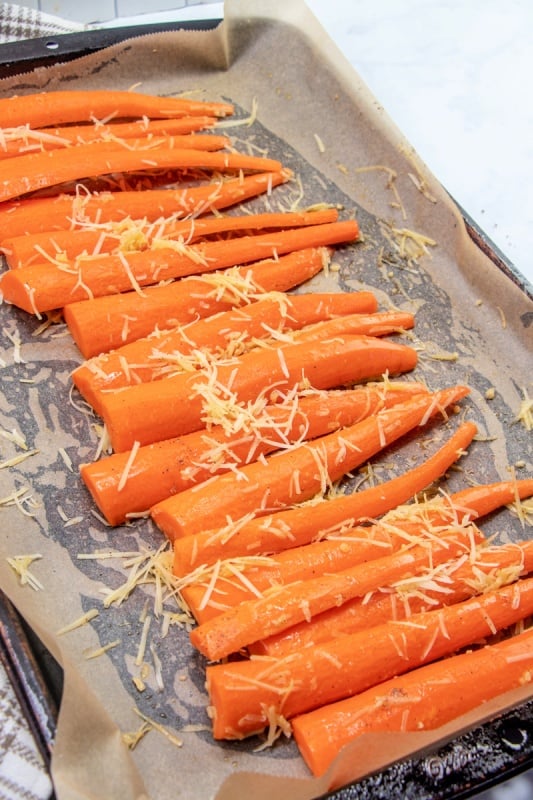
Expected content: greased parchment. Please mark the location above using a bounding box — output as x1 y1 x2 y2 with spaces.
0 2 531 799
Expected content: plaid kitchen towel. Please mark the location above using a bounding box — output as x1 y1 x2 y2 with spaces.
0 660 52 800
0 2 84 43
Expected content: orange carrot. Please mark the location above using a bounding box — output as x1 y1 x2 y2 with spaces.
0 89 234 129
71 296 400 413
99 334 417 452
0 220 359 313
2 207 338 269
151 388 461 542
254 537 533 656
172 393 475 572
173 422 477 592
190 527 482 662
65 249 376 358
292 625 533 777
0 139 282 203
204 573 533 739
0 171 288 239
81 383 427 526
0 117 220 158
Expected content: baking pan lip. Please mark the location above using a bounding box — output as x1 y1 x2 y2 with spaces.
0 19 223 79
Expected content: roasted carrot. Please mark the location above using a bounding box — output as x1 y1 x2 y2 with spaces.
172 396 476 573
65 249 375 358
72 297 401 413
81 383 427 526
2 207 338 269
0 220 359 313
0 89 234 129
173 422 477 588
292 625 533 777
254 537 533 656
151 388 461 541
0 117 220 158
204 573 533 739
0 171 288 240
190 526 482 662
99 334 417 452
0 139 283 203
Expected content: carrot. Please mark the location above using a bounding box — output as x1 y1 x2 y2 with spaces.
0 139 282 203
172 395 475 573
179 421 479 618
0 220 359 313
81 383 428 526
65 249 376 358
0 89 234 129
254 538 533 656
204 573 533 739
99 334 418 452
190 526 482 662
2 207 338 269
0 171 289 240
292 625 533 777
151 388 462 542
71 296 400 413
0 117 220 158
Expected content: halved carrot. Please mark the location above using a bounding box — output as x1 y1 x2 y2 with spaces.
0 117 220 158
2 207 338 269
0 220 359 313
81 383 427 526
151 388 460 541
0 89 234 129
72 296 400 413
172 392 475 573
0 139 283 203
292 624 533 777
99 334 418 452
0 171 288 240
204 572 533 739
65 248 375 358
254 537 533 656
190 527 482 662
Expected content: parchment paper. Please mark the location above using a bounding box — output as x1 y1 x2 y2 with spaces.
0 2 531 799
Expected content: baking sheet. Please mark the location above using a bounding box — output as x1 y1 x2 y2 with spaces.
0 2 531 798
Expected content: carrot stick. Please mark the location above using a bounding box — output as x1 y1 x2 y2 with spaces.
292 625 533 777
99 334 417 452
0 139 282 203
2 207 338 269
0 220 359 313
81 383 427 526
190 526 482 662
71 296 398 413
204 572 533 739
151 388 461 541
65 249 375 358
179 421 479 617
0 171 288 240
255 538 533 656
0 89 234 129
172 395 475 572
0 118 220 158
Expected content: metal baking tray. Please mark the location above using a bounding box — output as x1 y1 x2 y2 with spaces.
0 18 531 800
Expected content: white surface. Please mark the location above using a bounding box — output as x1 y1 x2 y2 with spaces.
305 0 533 287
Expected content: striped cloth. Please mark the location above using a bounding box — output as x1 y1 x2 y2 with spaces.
0 660 52 800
